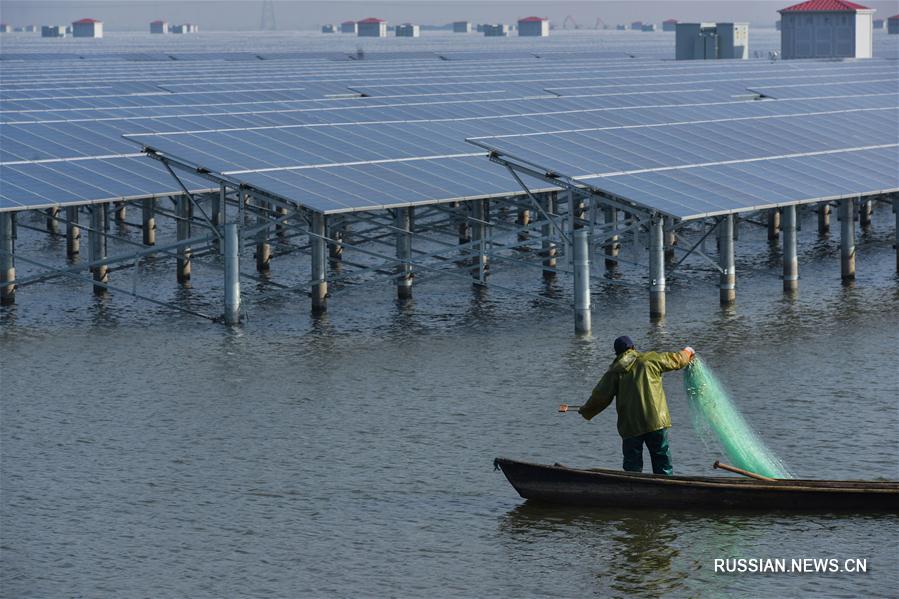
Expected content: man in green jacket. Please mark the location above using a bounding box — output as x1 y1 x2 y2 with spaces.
577 335 694 475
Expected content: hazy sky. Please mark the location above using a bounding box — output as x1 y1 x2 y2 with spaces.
2 1 898 30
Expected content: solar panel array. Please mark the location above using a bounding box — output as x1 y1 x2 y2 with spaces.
2 30 898 218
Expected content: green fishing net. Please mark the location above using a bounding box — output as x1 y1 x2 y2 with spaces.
684 357 793 479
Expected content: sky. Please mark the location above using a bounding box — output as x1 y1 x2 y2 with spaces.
1 1 898 30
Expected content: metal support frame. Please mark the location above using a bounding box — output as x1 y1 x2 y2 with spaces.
718 214 735 304
471 199 489 282
89 205 108 294
46 207 60 236
767 207 780 241
211 185 224 251
573 227 591 334
66 206 80 258
142 198 157 246
176 194 192 286
649 215 666 318
859 199 873 227
395 207 413 299
255 195 271 273
1 212 15 305
603 206 619 269
310 211 328 312
839 198 856 281
664 216 676 263
782 205 799 292
115 201 127 223
541 192 557 279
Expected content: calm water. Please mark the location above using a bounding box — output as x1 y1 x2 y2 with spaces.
2 202 898 597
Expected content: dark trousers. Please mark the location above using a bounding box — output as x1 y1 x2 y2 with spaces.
622 428 672 475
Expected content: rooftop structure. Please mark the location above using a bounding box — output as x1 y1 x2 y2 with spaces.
662 19 678 32
395 23 420 37
340 20 357 34
518 16 549 37
322 24 336 33
453 21 472 33
41 25 66 38
642 24 657 32
872 18 884 28
889 14 899 33
779 0 875 58
676 22 749 60
631 21 643 30
357 17 387 37
483 24 510 37
0 24 10 33
72 18 103 38
150 20 168 34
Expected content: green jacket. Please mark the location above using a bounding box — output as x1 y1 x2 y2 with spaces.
579 348 692 439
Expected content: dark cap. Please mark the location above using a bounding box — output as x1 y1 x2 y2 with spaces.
614 335 635 355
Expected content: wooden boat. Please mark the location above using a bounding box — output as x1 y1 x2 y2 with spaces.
494 458 899 511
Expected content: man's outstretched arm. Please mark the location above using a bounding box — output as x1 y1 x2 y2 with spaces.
579 371 617 420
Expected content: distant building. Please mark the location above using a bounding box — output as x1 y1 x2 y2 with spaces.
357 17 387 37
676 22 749 60
476 24 485 32
72 18 103 38
616 24 627 31
779 0 874 59
872 18 884 29
483 23 510 37
340 21 357 34
630 21 643 30
150 20 168 34
518 16 549 36
889 14 899 33
171 24 199 34
395 23 420 37
453 21 472 33
0 24 9 33
24 25 36 32
642 23 657 31
322 24 336 33
41 25 66 37
662 19 678 31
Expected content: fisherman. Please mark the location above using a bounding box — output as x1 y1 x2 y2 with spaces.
574 336 694 475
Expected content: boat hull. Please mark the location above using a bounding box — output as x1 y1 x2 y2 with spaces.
494 458 899 511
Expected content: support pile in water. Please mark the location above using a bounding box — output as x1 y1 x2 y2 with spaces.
683 357 793 479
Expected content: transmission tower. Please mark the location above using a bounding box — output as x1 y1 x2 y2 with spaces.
260 0 276 31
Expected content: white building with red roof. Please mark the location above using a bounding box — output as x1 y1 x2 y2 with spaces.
72 18 102 38
779 0 874 58
357 17 387 37
518 16 549 37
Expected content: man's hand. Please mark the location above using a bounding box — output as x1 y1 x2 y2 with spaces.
683 346 695 361
559 403 570 413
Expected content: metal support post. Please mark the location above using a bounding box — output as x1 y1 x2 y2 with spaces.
894 194 899 273
395 207 413 299
176 195 191 286
859 199 872 227
603 206 619 269
719 214 735 304
649 216 666 318
573 228 591 334
542 192 557 279
471 199 488 281
115 201 126 223
255 197 271 273
782 205 799 292
46 207 60 235
330 219 344 262
142 199 156 246
89 205 108 294
276 205 289 238
458 203 471 250
311 212 327 312
818 202 831 235
223 222 241 325
211 186 224 252
839 198 855 281
1 212 15 305
66 206 80 258
517 205 530 242
767 208 780 241
664 216 676 262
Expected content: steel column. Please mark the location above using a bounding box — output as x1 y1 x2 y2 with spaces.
66 206 80 258
573 227 591 334
0 212 15 305
818 202 830 235
664 216 676 262
176 195 191 286
839 198 855 281
255 197 271 273
46 207 60 235
859 199 872 227
142 198 156 246
649 216 666 318
211 186 224 251
517 205 530 242
603 206 619 269
541 192 557 279
276 205 289 238
223 222 241 325
719 214 735 304
767 208 780 241
89 205 108 294
311 212 327 312
782 205 799 291
114 201 126 223
395 207 413 299
471 199 488 281
330 219 344 262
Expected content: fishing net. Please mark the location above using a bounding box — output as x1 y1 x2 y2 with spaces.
683 357 793 479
